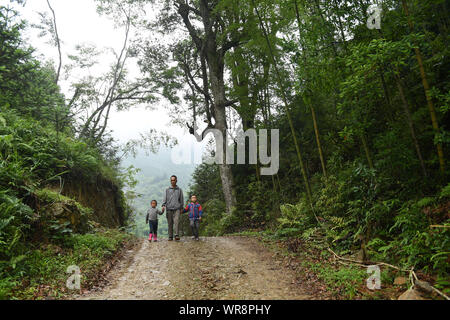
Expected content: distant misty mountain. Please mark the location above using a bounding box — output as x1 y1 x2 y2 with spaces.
122 147 196 189
122 147 197 237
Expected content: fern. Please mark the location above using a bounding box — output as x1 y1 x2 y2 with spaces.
416 197 434 208
439 183 450 199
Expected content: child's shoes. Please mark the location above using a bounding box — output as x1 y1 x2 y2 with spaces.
148 233 153 242
153 234 158 242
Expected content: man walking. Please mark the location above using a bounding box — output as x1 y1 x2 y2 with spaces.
162 175 184 241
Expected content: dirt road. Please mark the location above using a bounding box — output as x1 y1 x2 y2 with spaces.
79 236 310 300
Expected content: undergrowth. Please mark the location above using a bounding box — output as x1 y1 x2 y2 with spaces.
0 228 136 300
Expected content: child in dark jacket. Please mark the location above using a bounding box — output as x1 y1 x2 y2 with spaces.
183 195 203 241
146 200 163 242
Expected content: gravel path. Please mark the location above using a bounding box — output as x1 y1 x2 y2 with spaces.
78 236 310 300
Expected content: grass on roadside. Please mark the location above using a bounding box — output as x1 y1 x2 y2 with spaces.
0 228 137 300
228 230 407 300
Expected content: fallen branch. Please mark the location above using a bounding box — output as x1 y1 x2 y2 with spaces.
411 270 449 300
328 249 368 268
429 284 449 300
327 248 449 300
327 248 409 270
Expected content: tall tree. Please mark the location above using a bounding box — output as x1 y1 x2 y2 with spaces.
251 0 312 203
173 0 241 214
401 0 445 174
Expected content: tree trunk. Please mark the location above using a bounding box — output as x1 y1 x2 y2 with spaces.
395 74 427 177
294 0 327 179
401 0 445 174
46 0 62 85
253 0 312 204
378 67 395 124
361 133 374 170
311 104 327 178
304 96 327 178
207 51 237 214
177 0 238 214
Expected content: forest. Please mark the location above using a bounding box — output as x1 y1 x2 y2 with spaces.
182 0 450 297
0 0 449 300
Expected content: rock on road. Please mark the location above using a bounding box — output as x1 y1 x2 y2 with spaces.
78 236 310 300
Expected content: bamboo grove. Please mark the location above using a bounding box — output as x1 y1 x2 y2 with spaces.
150 0 450 281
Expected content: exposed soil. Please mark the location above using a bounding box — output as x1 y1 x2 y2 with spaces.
77 236 310 300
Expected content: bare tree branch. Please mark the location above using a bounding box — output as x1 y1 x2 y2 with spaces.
46 0 62 84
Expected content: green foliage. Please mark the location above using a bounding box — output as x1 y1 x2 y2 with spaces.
434 275 450 296
200 199 228 236
388 196 450 275
0 191 33 259
302 260 367 299
439 183 450 199
276 201 313 238
34 188 93 237
66 230 128 258
0 228 134 300
0 5 136 300
274 170 449 276
2 0 449 299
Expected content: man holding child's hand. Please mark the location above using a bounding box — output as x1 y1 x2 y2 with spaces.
162 175 184 241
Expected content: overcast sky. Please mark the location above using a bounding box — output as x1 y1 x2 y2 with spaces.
11 0 188 145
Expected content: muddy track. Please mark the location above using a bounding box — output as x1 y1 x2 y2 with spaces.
78 236 310 300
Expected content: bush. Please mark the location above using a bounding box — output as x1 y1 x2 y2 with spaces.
389 196 450 275
199 199 226 236
302 260 367 299
34 188 93 237
0 109 128 269
276 200 314 238
0 228 134 300
272 170 450 278
0 191 33 269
